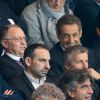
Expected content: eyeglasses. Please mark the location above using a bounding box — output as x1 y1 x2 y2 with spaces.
4 37 27 42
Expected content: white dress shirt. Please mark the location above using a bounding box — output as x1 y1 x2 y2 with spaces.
24 71 46 89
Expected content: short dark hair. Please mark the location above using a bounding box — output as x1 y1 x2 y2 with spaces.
64 45 88 66
56 14 82 35
31 83 66 100
58 69 93 99
24 43 49 59
0 24 21 42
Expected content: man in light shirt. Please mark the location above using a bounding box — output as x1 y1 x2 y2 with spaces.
24 43 50 89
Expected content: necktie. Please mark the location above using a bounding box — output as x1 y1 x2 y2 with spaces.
17 58 25 69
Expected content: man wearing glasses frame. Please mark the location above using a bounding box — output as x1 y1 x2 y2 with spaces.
0 24 27 92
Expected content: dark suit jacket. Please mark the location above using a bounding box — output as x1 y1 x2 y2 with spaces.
0 54 24 79
8 72 35 100
47 42 96 80
0 54 35 100
0 1 28 35
74 0 100 48
0 75 24 100
47 42 65 80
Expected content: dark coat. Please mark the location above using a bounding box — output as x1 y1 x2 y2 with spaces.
0 54 35 100
0 75 24 100
74 0 100 48
48 42 96 79
0 54 24 79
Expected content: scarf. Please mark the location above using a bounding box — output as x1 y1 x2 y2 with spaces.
40 0 65 20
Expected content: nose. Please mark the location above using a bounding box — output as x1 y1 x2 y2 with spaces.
55 0 60 5
82 62 88 69
88 86 93 94
45 61 50 70
68 36 74 43
21 38 27 45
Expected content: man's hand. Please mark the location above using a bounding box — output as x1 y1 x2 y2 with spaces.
3 90 14 95
88 68 100 80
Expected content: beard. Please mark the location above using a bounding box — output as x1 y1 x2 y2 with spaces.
31 69 48 79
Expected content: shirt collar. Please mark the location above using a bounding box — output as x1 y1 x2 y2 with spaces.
6 53 21 61
24 71 46 89
60 43 66 51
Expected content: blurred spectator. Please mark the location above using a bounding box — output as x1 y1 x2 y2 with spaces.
74 0 100 48
21 0 72 48
31 83 65 100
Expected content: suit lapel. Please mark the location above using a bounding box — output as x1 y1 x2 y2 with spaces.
22 73 35 92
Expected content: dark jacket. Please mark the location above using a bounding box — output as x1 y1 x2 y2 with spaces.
74 0 100 48
0 54 35 100
0 1 28 35
0 75 24 100
48 42 96 80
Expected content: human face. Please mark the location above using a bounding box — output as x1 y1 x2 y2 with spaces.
28 48 50 79
68 52 88 69
71 79 93 100
2 27 27 56
47 0 65 11
58 24 81 49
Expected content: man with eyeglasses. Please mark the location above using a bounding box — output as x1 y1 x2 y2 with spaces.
0 24 27 92
21 0 72 49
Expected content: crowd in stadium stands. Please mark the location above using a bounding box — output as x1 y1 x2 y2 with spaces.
0 0 100 100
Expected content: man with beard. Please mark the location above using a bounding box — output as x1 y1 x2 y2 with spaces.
47 14 95 80
24 43 50 90
20 43 50 100
5 43 51 100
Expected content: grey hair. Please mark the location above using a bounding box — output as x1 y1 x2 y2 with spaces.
31 83 66 100
64 45 88 66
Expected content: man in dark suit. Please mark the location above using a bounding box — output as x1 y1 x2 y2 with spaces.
74 0 100 48
47 14 96 81
0 24 27 79
0 22 51 100
9 43 51 100
0 24 27 99
23 43 50 86
0 1 28 35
